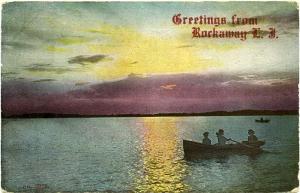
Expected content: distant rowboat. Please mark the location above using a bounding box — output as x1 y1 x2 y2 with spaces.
255 119 270 123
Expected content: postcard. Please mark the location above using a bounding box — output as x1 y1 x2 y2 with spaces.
1 1 299 193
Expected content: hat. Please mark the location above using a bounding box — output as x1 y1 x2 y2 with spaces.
248 129 255 134
203 132 209 136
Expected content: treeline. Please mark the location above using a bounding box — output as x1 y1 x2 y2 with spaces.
2 109 298 118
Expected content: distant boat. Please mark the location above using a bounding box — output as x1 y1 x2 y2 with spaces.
255 118 270 123
183 140 264 157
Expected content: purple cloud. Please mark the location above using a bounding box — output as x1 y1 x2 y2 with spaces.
2 73 298 116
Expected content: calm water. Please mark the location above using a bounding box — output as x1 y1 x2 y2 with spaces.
1 116 298 192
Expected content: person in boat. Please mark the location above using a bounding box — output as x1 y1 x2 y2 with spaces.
202 132 211 145
216 129 231 145
248 129 258 144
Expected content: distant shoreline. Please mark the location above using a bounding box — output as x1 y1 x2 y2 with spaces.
2 110 298 118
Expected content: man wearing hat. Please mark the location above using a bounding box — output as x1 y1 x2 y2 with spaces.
202 132 211 145
216 129 231 145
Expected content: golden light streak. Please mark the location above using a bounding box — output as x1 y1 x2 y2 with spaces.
135 117 188 193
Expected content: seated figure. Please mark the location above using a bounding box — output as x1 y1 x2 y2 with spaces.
202 132 211 145
248 129 258 144
216 129 230 145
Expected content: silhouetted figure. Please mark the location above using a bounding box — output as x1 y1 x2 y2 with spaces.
202 132 211 145
248 129 258 143
216 129 230 145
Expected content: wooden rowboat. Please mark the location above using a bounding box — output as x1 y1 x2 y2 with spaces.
255 119 270 123
183 140 264 157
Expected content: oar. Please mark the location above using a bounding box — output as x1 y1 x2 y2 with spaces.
228 139 257 149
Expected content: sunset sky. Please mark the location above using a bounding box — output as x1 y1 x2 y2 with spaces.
1 2 298 115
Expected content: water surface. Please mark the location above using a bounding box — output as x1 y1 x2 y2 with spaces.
2 116 298 192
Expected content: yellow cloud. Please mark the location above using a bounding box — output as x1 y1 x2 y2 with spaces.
55 37 89 45
87 24 220 80
46 46 68 52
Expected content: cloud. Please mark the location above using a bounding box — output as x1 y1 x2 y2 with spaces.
2 41 35 49
254 10 299 36
257 10 298 24
71 72 297 99
68 54 111 65
160 84 176 90
87 24 219 80
222 73 297 86
75 81 90 86
177 45 194 48
54 36 89 45
2 71 19 76
2 72 298 116
29 63 52 67
2 20 59 45
32 79 56 82
25 63 73 74
1 71 19 80
46 46 68 53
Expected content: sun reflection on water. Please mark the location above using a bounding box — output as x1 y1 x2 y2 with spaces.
134 117 189 193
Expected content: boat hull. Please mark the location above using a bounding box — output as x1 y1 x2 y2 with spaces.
183 140 263 157
242 140 265 147
255 120 270 123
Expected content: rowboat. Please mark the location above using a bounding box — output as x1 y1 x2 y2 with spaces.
183 140 264 157
255 119 270 123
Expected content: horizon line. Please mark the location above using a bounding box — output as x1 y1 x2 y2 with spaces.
2 109 298 119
